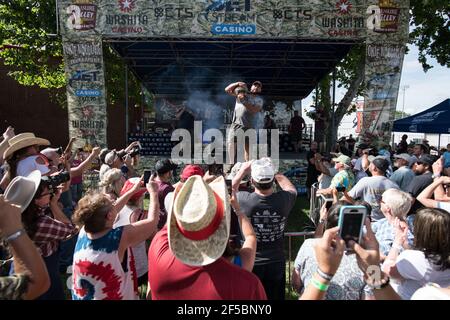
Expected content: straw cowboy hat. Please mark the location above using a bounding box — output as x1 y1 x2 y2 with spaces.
4 170 41 213
3 132 50 160
167 175 230 266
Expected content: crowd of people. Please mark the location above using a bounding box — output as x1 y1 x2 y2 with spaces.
0 125 449 301
303 134 450 299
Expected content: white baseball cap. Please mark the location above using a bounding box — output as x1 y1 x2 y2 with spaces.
251 158 275 183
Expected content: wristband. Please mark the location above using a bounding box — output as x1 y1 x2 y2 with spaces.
5 229 25 243
392 243 403 251
316 267 334 281
311 277 329 292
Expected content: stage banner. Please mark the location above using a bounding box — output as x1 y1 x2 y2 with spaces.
62 37 108 149
361 0 409 147
59 0 368 40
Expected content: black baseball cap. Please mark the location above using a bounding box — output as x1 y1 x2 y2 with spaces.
372 157 389 173
415 154 435 167
155 159 178 174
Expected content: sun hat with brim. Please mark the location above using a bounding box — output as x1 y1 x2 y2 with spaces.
4 170 41 213
3 133 50 160
332 154 351 166
168 175 230 266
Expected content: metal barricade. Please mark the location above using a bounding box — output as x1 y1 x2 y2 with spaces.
285 231 315 292
309 182 333 226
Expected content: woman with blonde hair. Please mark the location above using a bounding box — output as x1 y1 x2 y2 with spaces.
99 168 125 201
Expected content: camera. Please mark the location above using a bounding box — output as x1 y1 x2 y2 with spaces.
128 146 141 158
42 171 71 191
118 146 141 160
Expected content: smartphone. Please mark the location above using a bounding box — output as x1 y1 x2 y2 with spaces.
225 178 233 195
143 169 153 184
338 205 367 250
325 200 333 210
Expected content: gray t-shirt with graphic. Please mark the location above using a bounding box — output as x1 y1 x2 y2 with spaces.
232 94 263 129
237 190 296 265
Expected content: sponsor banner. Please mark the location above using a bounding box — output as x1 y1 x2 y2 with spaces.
361 0 409 147
59 0 371 39
211 24 256 35
62 37 107 149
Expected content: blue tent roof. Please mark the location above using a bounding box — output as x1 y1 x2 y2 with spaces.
393 99 450 134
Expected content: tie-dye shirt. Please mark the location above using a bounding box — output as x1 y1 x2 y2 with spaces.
72 227 138 300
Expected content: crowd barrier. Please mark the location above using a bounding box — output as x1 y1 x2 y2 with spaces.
309 182 333 226
284 231 315 292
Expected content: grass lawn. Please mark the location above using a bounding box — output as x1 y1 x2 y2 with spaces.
284 195 314 299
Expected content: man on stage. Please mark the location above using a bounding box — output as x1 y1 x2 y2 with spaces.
225 81 263 171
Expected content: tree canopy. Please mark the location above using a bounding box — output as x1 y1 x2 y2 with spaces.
0 0 143 106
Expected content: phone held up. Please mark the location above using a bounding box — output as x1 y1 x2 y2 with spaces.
338 205 367 251
143 169 153 185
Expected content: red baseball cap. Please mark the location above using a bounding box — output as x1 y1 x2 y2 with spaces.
120 177 146 202
181 165 205 180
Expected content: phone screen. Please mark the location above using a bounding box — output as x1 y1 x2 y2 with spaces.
339 207 366 248
143 170 152 184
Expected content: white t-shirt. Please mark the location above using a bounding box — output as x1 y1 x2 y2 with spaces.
113 205 148 278
391 250 450 300
16 155 50 177
437 201 450 213
411 283 450 300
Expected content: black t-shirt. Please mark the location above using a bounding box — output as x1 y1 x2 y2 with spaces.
406 172 433 214
237 190 297 265
397 140 408 154
306 150 320 185
178 111 195 130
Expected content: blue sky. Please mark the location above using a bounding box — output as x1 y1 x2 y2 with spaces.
397 45 449 115
301 44 450 140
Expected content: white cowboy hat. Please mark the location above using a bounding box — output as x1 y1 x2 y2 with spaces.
3 132 50 160
4 170 42 213
168 175 230 266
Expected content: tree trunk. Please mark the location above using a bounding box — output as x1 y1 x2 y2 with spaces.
324 53 366 153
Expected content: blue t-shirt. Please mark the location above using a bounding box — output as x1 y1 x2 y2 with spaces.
443 152 450 168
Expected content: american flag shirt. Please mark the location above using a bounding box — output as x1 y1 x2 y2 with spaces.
33 207 78 257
